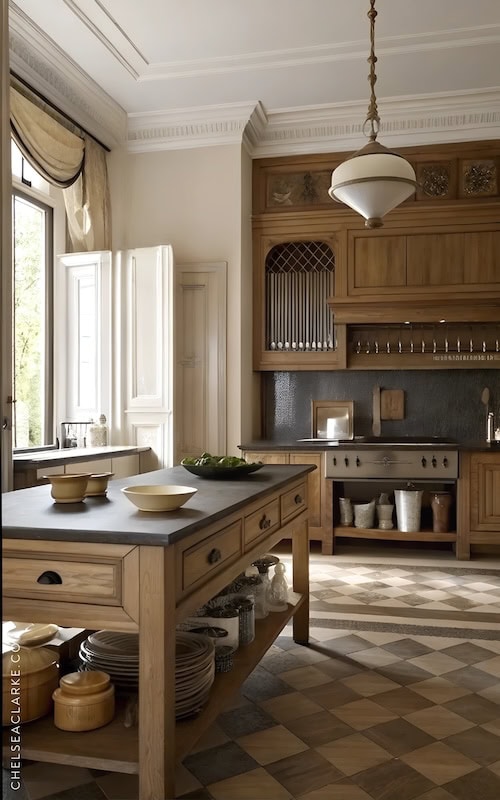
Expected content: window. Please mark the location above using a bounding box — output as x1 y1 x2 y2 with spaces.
12 188 54 448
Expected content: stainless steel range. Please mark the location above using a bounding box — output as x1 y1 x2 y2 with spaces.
324 437 458 481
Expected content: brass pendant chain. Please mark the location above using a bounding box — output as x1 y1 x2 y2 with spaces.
364 0 380 142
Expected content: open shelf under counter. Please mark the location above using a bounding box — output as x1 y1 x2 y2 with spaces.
3 595 305 772
176 592 304 759
334 526 457 543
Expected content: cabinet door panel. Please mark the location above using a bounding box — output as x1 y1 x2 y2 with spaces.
407 234 465 286
464 232 500 285
289 453 321 528
352 236 406 289
471 454 500 531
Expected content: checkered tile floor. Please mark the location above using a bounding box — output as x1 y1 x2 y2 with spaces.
307 561 500 619
3 553 500 800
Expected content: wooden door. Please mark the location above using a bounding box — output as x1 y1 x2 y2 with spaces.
174 262 227 464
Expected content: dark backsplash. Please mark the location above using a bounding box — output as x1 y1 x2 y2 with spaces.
262 370 500 443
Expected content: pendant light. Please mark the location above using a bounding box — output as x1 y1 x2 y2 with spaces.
329 0 417 228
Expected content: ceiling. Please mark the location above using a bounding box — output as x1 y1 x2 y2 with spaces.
8 0 500 154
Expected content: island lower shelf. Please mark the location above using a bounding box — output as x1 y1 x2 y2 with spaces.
334 526 457 542
2 596 305 772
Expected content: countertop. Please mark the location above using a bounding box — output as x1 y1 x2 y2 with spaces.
13 445 150 471
1 463 315 547
240 440 500 453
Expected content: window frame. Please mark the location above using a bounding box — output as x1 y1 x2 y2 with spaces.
12 184 55 450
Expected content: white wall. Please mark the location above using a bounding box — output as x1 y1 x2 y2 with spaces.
107 144 256 455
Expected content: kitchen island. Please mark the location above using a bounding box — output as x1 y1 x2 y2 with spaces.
2 464 313 800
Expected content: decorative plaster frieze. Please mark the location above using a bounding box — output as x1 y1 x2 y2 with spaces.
126 89 500 155
127 102 264 153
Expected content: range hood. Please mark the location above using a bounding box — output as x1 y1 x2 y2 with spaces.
327 295 500 324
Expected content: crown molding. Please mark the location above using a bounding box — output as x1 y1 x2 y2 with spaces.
9 3 500 156
127 102 267 153
9 4 127 149
254 88 500 157
125 89 500 156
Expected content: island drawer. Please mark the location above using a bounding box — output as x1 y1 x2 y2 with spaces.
2 541 139 607
181 520 242 592
281 481 308 525
244 498 280 548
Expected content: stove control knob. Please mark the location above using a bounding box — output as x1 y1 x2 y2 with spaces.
344 457 349 467
432 456 437 468
443 457 448 467
356 457 360 467
421 456 427 467
333 456 337 466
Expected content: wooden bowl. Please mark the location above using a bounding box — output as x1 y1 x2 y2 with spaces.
85 473 114 497
43 474 91 503
2 646 59 725
121 484 197 512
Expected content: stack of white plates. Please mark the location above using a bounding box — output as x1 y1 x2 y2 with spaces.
79 631 139 688
175 632 215 719
79 630 215 718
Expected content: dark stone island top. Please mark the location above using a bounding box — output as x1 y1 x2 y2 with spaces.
1 464 315 547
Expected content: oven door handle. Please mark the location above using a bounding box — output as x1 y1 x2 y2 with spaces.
368 459 413 466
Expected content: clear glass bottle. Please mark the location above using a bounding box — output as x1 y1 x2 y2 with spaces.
88 414 108 447
267 563 289 612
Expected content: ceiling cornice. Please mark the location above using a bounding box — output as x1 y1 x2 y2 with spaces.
9 4 500 156
126 89 500 156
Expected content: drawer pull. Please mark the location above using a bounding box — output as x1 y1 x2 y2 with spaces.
37 570 63 585
294 494 303 505
259 515 271 531
207 548 222 564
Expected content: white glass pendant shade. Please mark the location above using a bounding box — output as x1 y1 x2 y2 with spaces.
329 146 417 228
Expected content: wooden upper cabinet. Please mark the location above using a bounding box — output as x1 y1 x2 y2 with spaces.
349 225 500 295
253 142 500 370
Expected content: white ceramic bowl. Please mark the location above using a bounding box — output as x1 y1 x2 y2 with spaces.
43 474 91 503
121 485 197 512
86 472 114 496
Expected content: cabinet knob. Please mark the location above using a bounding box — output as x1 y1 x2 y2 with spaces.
207 548 222 564
294 494 303 505
259 515 271 530
37 570 63 585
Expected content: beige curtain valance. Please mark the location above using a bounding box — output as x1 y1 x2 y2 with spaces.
10 84 111 251
10 87 84 187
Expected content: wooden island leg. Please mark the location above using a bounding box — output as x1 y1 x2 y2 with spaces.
139 545 177 800
292 519 310 644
